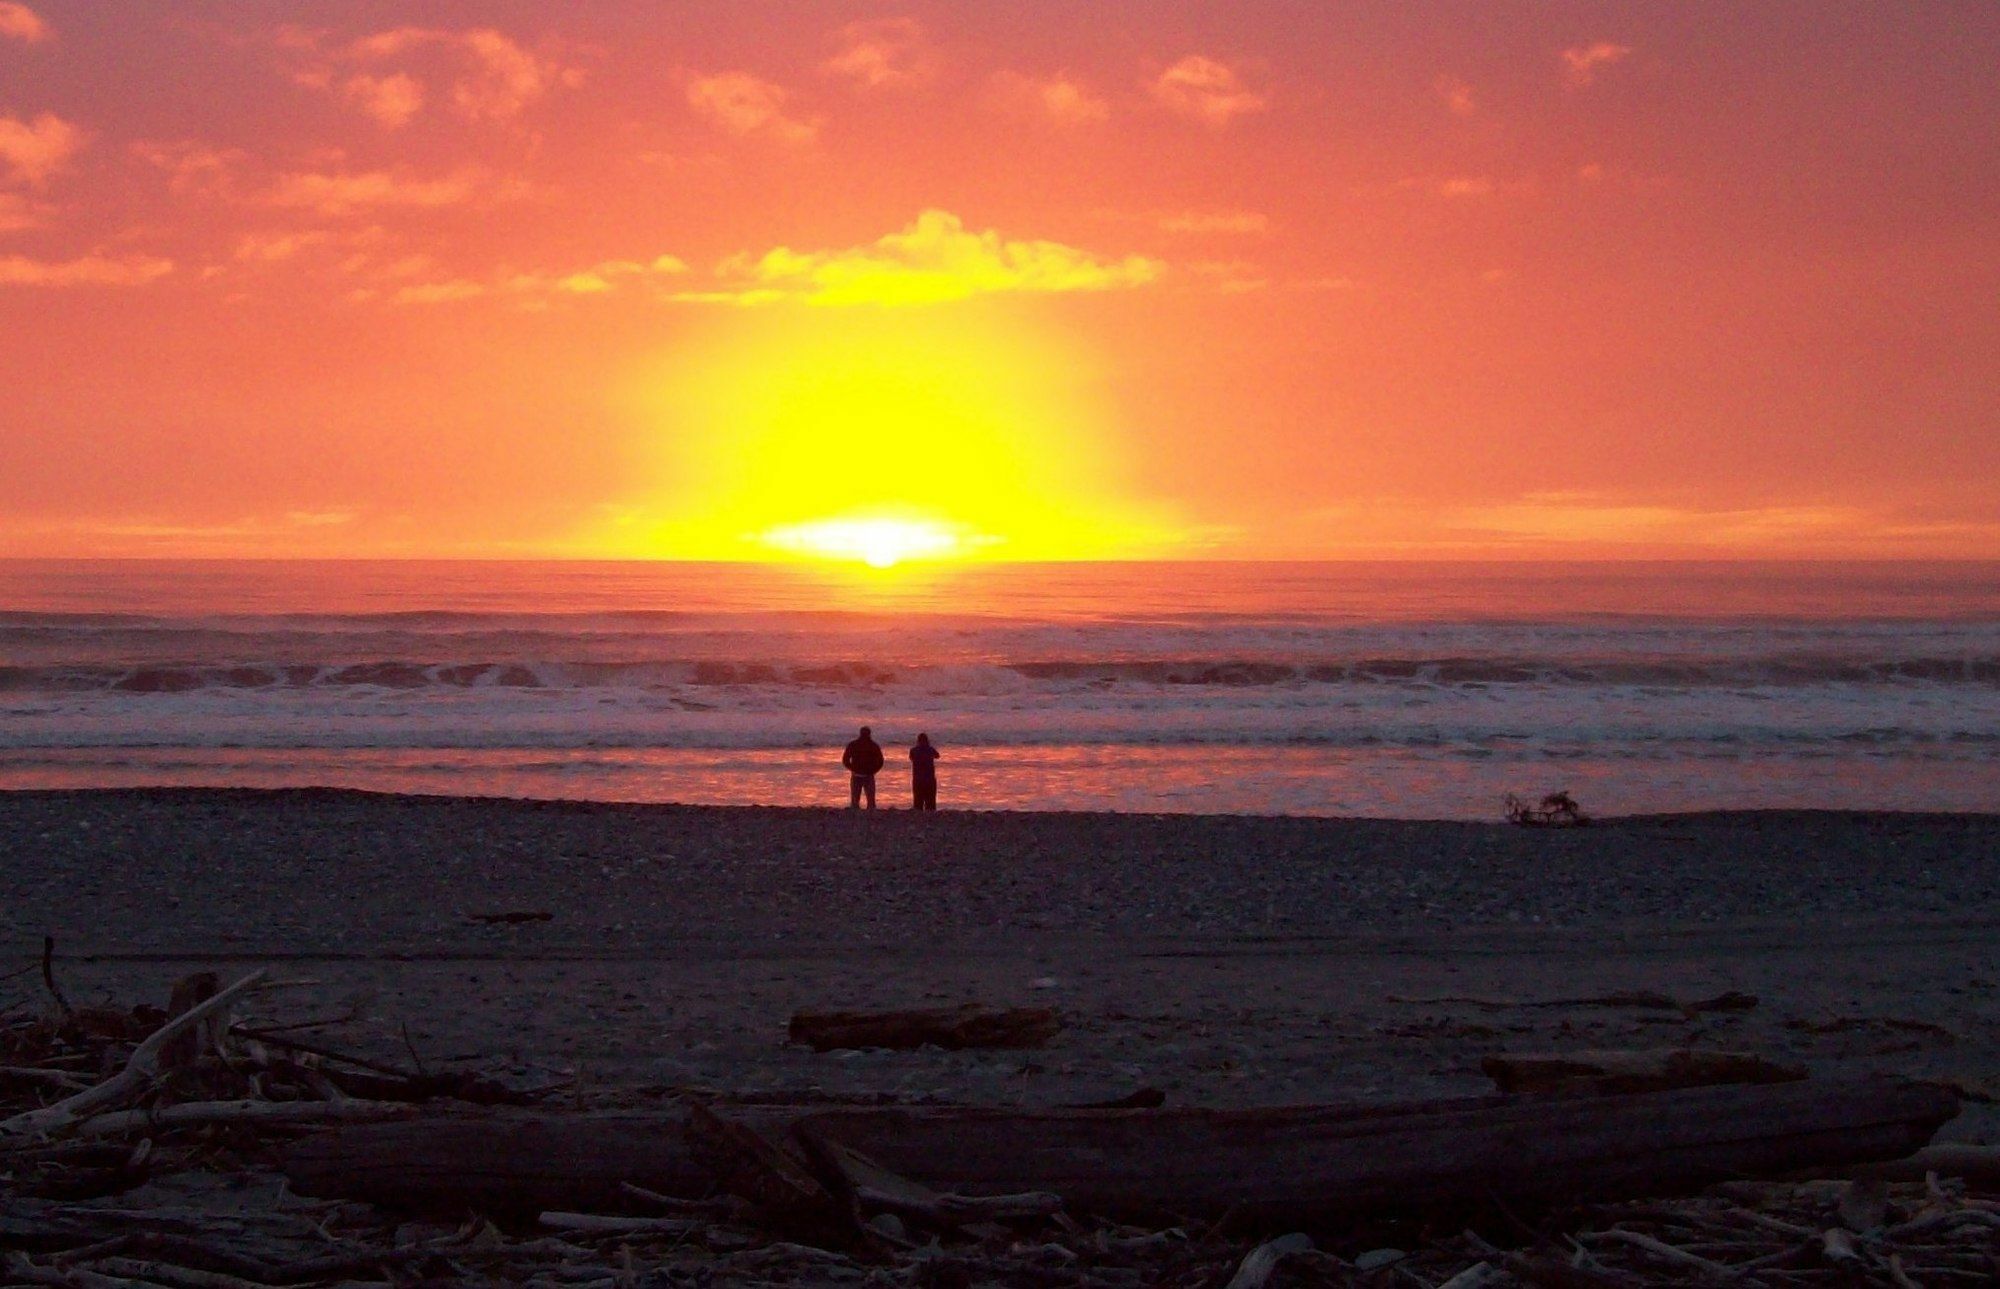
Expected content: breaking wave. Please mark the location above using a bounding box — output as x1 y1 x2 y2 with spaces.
1 651 1997 697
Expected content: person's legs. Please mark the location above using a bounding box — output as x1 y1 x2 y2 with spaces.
862 774 876 808
916 782 936 810
850 774 863 808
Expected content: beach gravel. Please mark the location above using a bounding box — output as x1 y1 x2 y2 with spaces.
2 788 1996 1130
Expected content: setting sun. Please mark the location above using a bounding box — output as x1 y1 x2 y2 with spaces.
761 513 979 567
601 310 1175 562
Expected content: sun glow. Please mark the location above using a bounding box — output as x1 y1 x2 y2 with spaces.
761 514 984 567
604 311 1175 564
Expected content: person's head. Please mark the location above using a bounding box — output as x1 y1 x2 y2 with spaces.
916 733 930 746
859 725 872 739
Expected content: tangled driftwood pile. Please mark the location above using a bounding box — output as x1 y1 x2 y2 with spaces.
4 969 1997 1287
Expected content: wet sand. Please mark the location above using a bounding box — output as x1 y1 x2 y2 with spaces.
3 788 1996 1137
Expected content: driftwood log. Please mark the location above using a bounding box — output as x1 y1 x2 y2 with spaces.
283 1078 1955 1220
284 1112 722 1214
1481 1048 1807 1095
1852 1141 2000 1186
803 1134 1064 1227
158 972 220 1071
787 1004 1062 1052
684 1101 835 1222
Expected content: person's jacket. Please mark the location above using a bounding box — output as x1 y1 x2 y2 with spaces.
843 737 885 776
910 743 940 783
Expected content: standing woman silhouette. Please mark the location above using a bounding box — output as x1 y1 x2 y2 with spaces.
909 732 940 810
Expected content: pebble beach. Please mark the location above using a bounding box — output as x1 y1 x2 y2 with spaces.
4 788 1997 1137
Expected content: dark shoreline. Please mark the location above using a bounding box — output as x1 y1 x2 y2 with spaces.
4 784 1996 1127
7 781 2000 824
5 786 1998 965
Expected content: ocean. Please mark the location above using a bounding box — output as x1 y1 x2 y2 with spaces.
0 559 1995 818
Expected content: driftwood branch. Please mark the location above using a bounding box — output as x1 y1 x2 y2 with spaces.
39 935 71 1019
0 971 267 1140
684 1101 836 1222
72 1097 416 1138
1223 1232 1314 1289
537 1211 700 1236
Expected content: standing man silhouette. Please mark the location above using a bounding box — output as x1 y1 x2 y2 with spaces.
909 732 940 810
842 725 885 809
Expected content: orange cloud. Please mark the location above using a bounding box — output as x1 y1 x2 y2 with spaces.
1563 41 1631 86
383 254 689 306
1183 259 1349 295
0 191 48 231
131 140 248 198
1434 74 1476 116
1433 176 1496 198
232 229 339 262
0 253 173 287
0 510 382 558
1156 209 1270 235
0 112 85 186
286 26 581 126
1458 493 1932 553
822 18 936 90
343 72 426 128
1360 174 1534 201
0 2 47 43
455 28 581 118
261 166 505 216
1150 56 1267 126
696 209 1163 306
685 72 819 145
985 71 1109 125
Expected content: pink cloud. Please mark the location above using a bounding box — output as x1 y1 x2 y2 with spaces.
261 166 504 216
0 190 49 231
686 72 819 145
448 28 582 119
1563 41 1632 86
343 73 426 129
1434 74 1476 117
0 2 47 43
287 26 581 126
1434 176 1496 198
1151 56 1268 127
985 71 1109 125
232 229 338 262
386 254 689 307
1352 175 1535 202
0 253 173 287
0 112 85 186
823 18 936 90
131 140 247 197
1156 209 1272 235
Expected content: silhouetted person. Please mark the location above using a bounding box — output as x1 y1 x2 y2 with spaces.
842 725 885 809
909 732 940 810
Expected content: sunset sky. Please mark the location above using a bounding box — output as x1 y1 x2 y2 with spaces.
2 1 1997 561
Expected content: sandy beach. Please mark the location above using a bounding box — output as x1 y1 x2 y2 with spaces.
1 787 1994 1144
